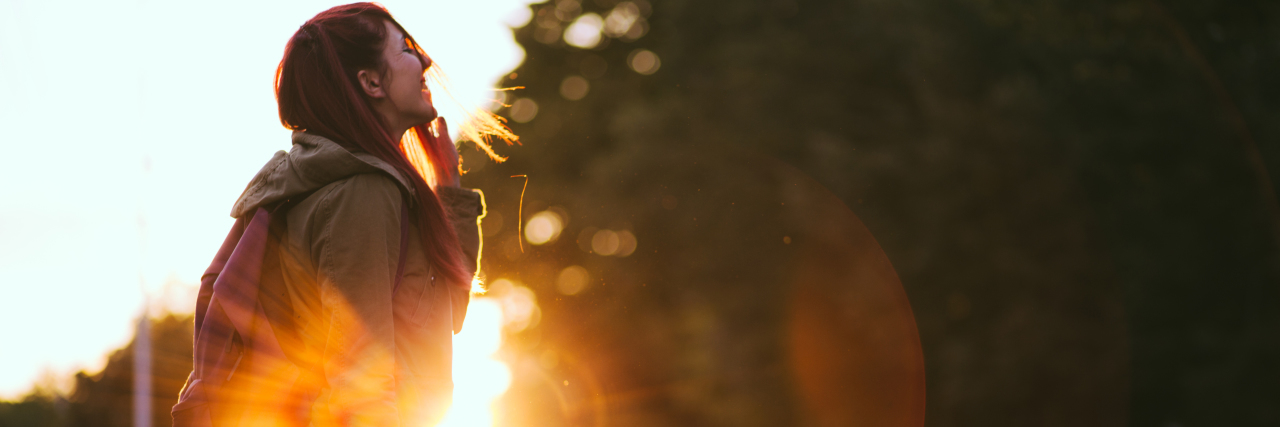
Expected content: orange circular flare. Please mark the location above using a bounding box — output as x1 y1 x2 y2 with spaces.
782 169 927 427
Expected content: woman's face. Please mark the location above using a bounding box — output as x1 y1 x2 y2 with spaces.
378 20 436 129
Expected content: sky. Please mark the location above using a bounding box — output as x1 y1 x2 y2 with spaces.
0 0 537 398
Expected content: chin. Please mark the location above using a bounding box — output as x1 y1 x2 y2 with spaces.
409 108 437 128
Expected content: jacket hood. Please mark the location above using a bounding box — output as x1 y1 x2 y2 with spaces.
231 131 414 218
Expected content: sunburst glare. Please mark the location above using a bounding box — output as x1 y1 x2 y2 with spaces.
436 298 510 427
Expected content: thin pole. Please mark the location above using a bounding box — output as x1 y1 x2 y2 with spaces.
133 311 151 427
134 155 152 427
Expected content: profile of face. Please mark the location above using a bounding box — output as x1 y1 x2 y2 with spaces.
358 20 436 135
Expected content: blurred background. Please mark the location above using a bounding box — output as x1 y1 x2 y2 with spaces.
2 0 1278 426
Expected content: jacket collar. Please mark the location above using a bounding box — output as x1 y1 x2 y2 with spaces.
230 131 414 218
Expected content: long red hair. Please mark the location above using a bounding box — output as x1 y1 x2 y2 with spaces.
275 3 476 287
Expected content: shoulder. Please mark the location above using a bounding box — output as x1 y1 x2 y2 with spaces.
309 173 405 232
306 173 406 268
318 173 403 207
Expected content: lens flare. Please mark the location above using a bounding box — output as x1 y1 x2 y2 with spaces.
436 278 544 426
436 298 510 427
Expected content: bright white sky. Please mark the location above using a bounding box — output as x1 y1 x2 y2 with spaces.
0 0 536 397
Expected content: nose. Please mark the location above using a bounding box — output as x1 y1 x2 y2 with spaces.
419 53 432 71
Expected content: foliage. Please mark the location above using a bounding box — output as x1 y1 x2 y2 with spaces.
0 315 193 427
6 0 1279 425
465 0 1280 425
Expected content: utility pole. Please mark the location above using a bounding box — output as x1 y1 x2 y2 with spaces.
133 307 151 427
134 155 152 427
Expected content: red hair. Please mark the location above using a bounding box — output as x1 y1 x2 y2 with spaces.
275 3 471 287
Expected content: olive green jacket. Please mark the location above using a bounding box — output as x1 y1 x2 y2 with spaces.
228 131 483 426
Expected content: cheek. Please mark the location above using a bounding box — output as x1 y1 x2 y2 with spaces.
393 76 420 102
401 67 424 97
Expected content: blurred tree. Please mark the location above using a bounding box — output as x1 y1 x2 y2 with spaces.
0 315 191 427
0 392 66 427
0 314 191 427
8 0 1279 425
466 0 1280 426
64 314 191 427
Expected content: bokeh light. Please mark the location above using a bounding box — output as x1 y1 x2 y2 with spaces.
628 49 660 75
524 210 565 245
615 230 637 257
603 2 640 37
560 75 591 100
564 12 603 48
591 229 620 255
509 98 538 123
556 265 590 295
486 279 543 333
585 229 636 257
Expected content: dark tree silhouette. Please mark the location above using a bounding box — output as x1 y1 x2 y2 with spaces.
5 1 1278 426
464 0 1280 426
0 315 195 427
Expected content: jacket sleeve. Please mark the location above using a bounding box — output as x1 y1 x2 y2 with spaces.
435 186 485 332
310 174 404 427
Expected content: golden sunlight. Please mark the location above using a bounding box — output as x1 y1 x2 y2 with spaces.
437 298 509 427
436 278 542 426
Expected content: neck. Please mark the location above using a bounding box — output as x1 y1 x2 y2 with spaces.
389 125 408 143
375 102 410 142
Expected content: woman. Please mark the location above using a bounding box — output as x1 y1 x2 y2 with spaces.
195 3 511 426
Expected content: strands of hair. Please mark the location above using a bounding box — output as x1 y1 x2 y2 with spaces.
424 65 521 163
401 127 439 188
510 174 529 253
